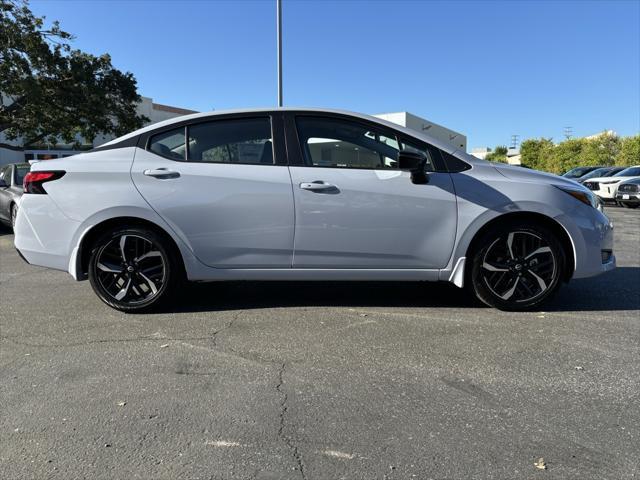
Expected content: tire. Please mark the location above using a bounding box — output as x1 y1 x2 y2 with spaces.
469 222 566 311
10 203 17 230
88 227 182 312
621 202 639 209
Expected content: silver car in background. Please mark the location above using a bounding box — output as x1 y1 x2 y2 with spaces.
14 108 615 312
0 163 30 229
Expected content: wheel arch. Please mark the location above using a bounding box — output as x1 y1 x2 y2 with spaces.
465 211 576 282
76 216 187 280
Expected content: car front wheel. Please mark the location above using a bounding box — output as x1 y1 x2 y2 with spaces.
469 223 565 311
88 227 180 312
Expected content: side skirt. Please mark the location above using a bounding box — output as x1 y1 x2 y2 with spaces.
188 268 444 282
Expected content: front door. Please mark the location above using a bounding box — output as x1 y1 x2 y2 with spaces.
132 115 295 268
287 115 458 269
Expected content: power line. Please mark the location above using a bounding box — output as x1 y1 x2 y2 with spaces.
510 134 520 150
563 126 573 140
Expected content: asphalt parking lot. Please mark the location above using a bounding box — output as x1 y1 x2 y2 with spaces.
1 208 638 480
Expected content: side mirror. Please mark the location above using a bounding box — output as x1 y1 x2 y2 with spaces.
398 150 429 184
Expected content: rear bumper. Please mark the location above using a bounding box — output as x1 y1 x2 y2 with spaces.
15 247 29 264
14 194 80 273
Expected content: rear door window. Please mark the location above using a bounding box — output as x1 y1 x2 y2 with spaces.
187 118 273 164
149 127 187 160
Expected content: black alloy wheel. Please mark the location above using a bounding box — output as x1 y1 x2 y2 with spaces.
88 227 180 312
470 223 565 310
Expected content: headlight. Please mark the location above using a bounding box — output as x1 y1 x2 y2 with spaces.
554 185 599 209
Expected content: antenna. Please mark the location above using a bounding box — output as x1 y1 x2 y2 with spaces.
510 134 520 150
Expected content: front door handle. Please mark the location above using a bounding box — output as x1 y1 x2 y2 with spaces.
299 181 339 192
143 168 180 179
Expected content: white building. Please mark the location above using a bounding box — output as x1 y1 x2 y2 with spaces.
374 111 466 151
470 147 491 160
470 146 521 165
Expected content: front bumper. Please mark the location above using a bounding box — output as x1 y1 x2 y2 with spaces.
564 208 616 279
616 192 640 204
593 184 619 200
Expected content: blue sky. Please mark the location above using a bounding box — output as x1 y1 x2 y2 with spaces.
30 0 640 149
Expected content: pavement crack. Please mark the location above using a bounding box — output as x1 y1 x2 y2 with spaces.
211 312 240 348
276 362 306 480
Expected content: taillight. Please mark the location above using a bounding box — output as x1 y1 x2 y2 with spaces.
23 171 65 194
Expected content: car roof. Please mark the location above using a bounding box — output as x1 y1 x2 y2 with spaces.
99 107 460 155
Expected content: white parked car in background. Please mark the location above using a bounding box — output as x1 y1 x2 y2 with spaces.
582 166 640 203
616 178 640 208
14 108 615 312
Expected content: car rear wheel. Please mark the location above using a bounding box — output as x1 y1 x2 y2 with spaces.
469 223 565 311
88 227 180 312
621 202 639 209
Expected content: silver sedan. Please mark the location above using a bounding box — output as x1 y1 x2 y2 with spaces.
0 163 29 229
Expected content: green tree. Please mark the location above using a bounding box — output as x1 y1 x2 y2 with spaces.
546 138 585 175
0 0 148 148
616 135 640 166
485 145 508 163
579 133 620 167
520 138 554 171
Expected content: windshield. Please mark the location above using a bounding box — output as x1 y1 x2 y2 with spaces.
15 166 29 185
579 168 609 180
604 168 624 177
563 166 597 178
615 167 640 177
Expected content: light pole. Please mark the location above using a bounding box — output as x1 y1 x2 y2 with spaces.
277 0 283 107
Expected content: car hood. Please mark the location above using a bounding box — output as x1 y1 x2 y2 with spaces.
490 163 587 190
584 175 639 184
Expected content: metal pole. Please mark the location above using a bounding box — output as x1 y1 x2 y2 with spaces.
277 0 283 107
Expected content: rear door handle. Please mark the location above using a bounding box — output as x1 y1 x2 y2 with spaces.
299 181 339 192
143 168 180 179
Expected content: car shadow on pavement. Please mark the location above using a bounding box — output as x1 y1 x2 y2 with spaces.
0 225 13 236
546 266 640 312
166 267 639 314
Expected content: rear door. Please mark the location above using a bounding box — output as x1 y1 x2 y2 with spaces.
286 114 458 269
131 113 295 268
